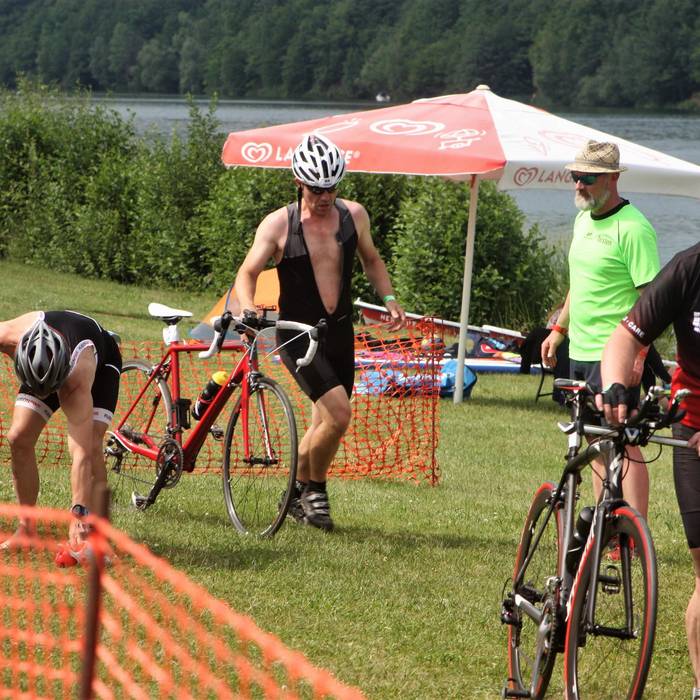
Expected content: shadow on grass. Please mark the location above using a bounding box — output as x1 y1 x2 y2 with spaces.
468 395 567 413
331 523 515 553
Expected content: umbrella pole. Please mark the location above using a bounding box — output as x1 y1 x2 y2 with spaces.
454 175 479 403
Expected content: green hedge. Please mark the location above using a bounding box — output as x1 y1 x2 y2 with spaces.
0 81 563 328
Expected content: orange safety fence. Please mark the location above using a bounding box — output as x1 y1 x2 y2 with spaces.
0 503 366 699
0 323 440 484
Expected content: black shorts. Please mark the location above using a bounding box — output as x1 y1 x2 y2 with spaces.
17 332 122 424
569 358 640 425
277 317 355 402
672 422 700 549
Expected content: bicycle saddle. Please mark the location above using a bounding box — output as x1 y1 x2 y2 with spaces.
148 303 193 322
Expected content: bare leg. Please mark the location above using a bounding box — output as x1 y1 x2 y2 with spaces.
687 549 700 687
297 386 351 530
591 444 648 519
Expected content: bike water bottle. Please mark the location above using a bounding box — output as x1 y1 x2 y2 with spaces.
565 506 594 574
192 370 228 420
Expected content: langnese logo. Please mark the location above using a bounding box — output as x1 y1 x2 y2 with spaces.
369 119 444 136
241 142 273 164
513 167 573 187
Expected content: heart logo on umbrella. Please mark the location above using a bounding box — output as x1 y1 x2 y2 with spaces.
370 119 444 136
242 142 273 163
513 167 539 186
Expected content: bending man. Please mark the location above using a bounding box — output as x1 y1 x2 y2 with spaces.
0 311 122 564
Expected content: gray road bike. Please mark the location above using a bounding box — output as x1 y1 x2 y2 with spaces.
501 379 689 699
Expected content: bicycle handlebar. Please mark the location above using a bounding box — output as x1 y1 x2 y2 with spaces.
198 312 326 368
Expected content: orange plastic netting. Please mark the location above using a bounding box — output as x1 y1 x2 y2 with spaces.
0 324 440 484
0 503 365 699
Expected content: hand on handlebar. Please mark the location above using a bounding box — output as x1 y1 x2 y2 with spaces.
597 382 632 426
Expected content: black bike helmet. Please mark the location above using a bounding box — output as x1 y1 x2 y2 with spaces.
14 318 71 397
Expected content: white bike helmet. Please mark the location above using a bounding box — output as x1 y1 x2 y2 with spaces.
14 318 71 396
292 133 346 188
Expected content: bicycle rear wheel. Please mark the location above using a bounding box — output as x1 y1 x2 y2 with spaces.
505 482 563 699
222 376 298 537
106 359 174 509
563 505 657 700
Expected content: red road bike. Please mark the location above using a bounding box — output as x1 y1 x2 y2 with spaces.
104 303 323 536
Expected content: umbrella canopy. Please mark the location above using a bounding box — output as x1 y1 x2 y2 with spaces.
221 85 700 400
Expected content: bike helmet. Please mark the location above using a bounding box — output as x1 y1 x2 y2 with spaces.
292 133 346 188
14 318 71 397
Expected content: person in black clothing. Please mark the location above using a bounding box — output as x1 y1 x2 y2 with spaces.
600 243 700 698
0 311 122 564
235 133 405 531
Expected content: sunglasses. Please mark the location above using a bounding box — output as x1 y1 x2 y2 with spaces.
305 184 337 195
571 172 606 186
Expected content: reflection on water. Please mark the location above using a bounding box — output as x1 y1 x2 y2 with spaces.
94 96 700 264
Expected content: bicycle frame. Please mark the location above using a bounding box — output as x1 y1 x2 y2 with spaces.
113 337 255 472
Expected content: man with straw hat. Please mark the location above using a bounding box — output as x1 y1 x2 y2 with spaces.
541 140 660 526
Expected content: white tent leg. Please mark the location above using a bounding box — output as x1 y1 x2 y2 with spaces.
454 175 479 403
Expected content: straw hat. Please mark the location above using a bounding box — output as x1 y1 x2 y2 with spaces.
565 140 627 173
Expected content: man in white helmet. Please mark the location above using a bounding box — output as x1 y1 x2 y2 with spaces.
236 133 405 531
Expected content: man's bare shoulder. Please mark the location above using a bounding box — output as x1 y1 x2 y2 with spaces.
338 198 370 233
257 205 290 240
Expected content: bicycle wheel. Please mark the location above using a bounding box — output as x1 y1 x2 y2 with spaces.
105 359 174 508
222 376 298 537
563 505 657 700
505 482 563 699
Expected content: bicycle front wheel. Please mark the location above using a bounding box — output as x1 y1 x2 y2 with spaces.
563 505 657 700
106 358 174 508
222 376 298 537
505 481 563 699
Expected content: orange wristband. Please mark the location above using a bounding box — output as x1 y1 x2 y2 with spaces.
551 323 568 335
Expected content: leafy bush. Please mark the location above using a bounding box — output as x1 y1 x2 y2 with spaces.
391 177 564 328
0 82 564 328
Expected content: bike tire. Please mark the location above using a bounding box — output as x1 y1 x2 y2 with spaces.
506 481 563 699
105 358 174 508
222 375 298 537
563 505 657 700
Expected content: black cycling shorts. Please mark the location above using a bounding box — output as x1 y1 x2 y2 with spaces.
277 317 355 402
17 332 122 424
672 422 700 549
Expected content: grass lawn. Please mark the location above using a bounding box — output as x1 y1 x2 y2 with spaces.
0 261 692 698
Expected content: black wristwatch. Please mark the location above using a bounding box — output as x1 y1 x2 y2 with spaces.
70 504 89 518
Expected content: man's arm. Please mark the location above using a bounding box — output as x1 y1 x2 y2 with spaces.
350 202 406 330
57 352 97 544
599 324 646 424
234 209 285 313
541 292 570 368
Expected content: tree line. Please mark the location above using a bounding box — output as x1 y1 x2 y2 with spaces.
0 0 698 109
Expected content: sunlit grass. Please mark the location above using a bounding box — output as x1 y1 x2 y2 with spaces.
0 260 691 698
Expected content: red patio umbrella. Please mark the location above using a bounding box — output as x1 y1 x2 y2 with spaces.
222 85 700 401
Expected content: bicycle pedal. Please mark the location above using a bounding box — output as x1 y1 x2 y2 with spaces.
210 424 224 440
502 684 530 698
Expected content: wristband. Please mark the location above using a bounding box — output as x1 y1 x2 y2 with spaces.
383 294 396 304
551 323 568 336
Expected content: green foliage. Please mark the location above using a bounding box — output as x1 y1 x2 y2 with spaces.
0 82 563 328
1 0 696 107
391 178 563 328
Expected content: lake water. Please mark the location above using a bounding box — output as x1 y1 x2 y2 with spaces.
97 96 700 265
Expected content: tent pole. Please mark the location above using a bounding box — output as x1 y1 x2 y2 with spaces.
454 175 479 403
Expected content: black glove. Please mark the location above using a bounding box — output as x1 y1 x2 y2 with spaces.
602 382 629 408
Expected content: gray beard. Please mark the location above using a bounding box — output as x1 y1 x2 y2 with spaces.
575 189 610 212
